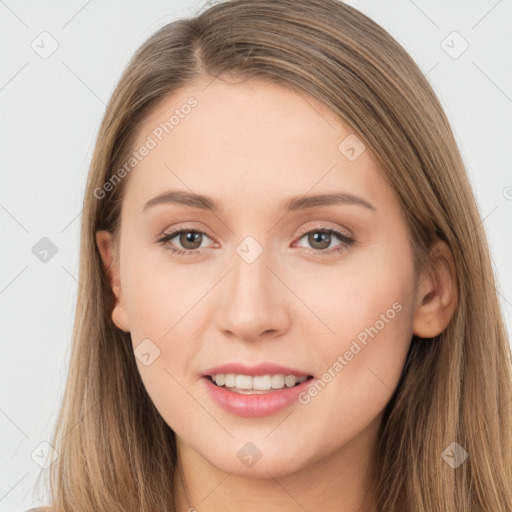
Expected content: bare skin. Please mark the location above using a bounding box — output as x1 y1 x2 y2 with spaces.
96 77 457 512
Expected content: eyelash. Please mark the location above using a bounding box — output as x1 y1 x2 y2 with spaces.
157 225 355 258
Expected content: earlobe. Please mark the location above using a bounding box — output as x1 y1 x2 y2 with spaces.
412 239 458 338
95 230 130 333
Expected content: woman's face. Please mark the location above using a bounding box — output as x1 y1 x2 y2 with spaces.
97 78 423 478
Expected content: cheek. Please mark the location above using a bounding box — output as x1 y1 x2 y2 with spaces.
120 238 206 342
294 239 416 435
121 265 206 431
118 244 206 413
296 237 414 351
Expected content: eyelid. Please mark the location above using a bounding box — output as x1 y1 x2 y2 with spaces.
159 222 352 243
158 221 213 239
295 222 352 239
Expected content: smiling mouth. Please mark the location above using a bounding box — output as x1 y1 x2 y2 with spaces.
206 374 314 394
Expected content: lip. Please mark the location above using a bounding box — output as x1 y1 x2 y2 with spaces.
201 367 315 418
202 362 312 378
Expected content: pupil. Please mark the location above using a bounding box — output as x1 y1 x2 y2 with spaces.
309 232 330 250
181 231 201 249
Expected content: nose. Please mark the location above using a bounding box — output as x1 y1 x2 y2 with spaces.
215 246 291 342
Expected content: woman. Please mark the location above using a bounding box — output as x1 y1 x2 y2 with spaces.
32 0 512 510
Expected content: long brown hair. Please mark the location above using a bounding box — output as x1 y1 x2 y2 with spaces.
35 0 512 510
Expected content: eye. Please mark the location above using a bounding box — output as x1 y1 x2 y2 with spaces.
293 225 355 256
157 225 355 257
157 228 215 256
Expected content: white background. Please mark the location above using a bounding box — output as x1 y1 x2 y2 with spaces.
1 0 511 509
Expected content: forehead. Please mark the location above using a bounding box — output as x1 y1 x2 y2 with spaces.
124 78 391 215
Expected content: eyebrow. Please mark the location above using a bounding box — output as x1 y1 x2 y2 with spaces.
142 190 376 213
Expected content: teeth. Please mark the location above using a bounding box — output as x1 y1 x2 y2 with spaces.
211 373 308 392
235 375 253 389
271 374 284 389
284 375 297 387
254 375 272 390
224 374 236 387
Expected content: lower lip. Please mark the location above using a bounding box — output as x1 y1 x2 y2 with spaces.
202 376 314 418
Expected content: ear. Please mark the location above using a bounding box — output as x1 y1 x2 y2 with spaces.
95 230 130 333
412 238 458 338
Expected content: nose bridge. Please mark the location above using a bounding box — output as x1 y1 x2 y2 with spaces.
231 244 271 300
215 235 290 339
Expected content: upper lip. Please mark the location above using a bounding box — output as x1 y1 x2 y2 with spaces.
203 363 312 378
